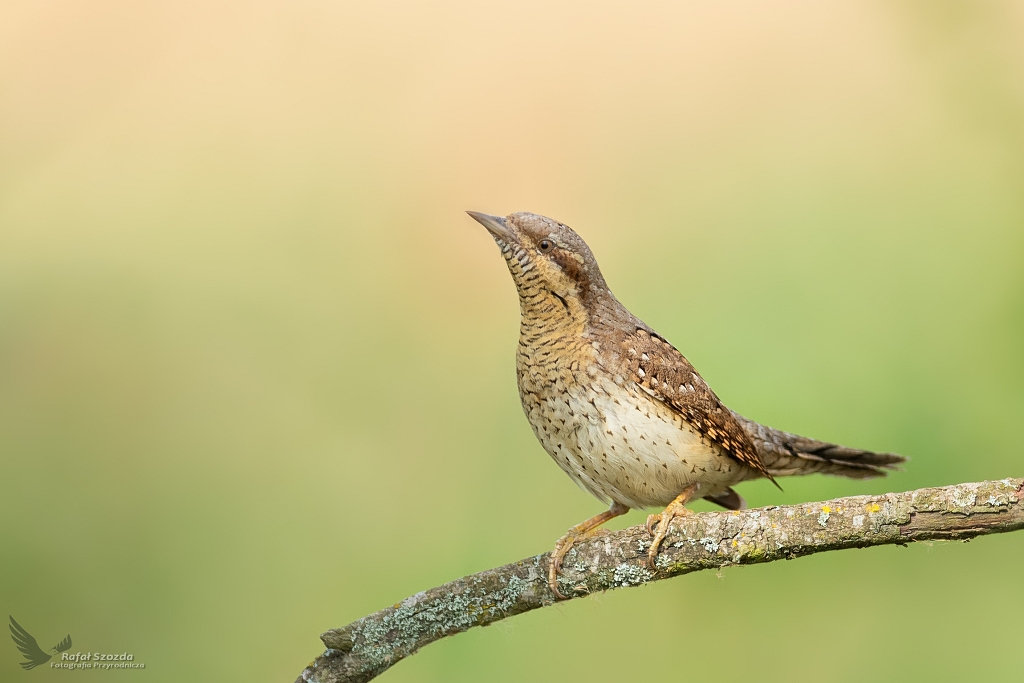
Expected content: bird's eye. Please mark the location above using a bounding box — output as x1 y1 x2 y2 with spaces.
538 239 554 253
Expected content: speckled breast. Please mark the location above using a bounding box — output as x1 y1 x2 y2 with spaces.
517 338 745 510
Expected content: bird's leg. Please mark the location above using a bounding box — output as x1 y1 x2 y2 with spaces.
645 483 702 569
549 501 629 599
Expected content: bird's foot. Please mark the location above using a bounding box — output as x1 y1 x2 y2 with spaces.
548 529 585 600
549 502 629 600
645 484 701 569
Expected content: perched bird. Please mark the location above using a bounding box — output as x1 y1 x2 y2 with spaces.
9 616 72 670
468 211 905 599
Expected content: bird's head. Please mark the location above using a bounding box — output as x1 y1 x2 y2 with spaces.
467 211 610 312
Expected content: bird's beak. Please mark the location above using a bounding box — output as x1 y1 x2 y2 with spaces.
466 211 515 243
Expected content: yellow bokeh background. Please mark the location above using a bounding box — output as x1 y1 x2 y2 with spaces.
2 1 1022 681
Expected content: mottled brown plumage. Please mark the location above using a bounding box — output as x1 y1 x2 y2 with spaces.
468 210 905 598
620 326 777 485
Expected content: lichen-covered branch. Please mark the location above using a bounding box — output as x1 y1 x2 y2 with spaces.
296 478 1023 683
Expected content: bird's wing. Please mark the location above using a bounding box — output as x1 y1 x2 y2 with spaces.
9 616 52 669
617 327 778 486
53 634 73 653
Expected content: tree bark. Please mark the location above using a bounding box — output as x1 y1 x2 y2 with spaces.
296 478 1023 683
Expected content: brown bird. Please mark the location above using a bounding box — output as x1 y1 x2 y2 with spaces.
468 210 905 599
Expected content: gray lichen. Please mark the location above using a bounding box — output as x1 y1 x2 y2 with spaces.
698 537 720 553
612 563 651 587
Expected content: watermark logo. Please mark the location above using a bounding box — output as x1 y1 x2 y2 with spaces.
9 616 72 670
9 616 145 672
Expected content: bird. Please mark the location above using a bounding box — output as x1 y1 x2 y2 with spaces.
9 616 72 670
467 210 906 599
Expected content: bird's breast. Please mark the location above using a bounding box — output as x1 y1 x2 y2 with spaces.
517 341 744 509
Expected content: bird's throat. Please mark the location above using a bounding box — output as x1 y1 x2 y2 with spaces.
517 285 588 343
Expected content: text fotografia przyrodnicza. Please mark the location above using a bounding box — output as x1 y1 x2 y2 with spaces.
51 652 145 670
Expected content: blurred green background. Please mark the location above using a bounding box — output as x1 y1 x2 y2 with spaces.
2 1 1022 681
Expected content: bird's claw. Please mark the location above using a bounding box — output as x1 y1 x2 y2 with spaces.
548 529 582 600
645 501 695 569
548 503 630 599
645 512 662 537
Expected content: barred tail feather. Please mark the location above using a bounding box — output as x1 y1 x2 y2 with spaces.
733 413 906 480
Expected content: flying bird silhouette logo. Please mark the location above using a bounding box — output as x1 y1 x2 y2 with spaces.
9 617 72 670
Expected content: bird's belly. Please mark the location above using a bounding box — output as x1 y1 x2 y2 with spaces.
523 376 744 509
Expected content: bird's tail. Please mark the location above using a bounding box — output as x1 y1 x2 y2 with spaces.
733 413 906 480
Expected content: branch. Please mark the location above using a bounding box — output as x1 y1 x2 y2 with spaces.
296 478 1024 683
